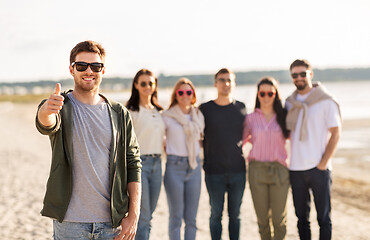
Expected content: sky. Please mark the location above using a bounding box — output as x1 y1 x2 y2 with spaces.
1 0 369 82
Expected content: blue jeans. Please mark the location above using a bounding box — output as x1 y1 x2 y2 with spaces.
290 167 332 240
205 172 246 240
53 221 120 240
164 155 201 240
136 155 162 240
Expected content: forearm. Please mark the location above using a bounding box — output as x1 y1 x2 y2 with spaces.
126 182 141 219
116 182 141 239
318 126 341 169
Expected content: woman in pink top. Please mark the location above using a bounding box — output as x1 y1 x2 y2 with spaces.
243 77 290 240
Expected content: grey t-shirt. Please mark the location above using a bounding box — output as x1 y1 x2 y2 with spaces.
64 93 112 222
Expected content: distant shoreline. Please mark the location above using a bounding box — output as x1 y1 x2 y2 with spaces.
1 67 370 91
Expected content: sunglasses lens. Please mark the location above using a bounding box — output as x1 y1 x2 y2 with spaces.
300 72 307 77
73 62 103 72
268 92 274 97
292 72 307 79
177 90 184 96
186 90 193 96
75 62 88 72
139 82 154 87
90 63 104 72
259 92 266 97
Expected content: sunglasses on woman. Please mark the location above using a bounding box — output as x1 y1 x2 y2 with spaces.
176 89 193 97
258 91 276 98
139 81 155 87
291 71 307 79
71 62 104 72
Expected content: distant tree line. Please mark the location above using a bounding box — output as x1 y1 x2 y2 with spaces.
1 68 369 92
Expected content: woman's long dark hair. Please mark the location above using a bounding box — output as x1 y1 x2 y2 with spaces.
126 69 163 111
255 77 290 138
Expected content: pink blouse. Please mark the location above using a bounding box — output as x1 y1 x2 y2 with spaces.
243 109 288 167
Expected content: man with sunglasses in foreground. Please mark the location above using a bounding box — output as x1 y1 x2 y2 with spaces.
285 59 341 240
36 40 142 240
199 68 247 240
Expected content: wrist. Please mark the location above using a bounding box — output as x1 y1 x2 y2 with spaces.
128 210 140 219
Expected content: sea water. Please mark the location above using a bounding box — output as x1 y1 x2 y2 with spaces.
105 80 370 163
106 80 370 120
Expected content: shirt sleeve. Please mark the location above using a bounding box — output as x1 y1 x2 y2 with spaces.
124 109 142 183
242 115 251 146
325 100 341 129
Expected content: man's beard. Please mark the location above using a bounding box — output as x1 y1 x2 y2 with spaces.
295 81 307 91
75 76 100 92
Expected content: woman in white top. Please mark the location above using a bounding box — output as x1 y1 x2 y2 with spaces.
162 78 204 240
126 69 165 240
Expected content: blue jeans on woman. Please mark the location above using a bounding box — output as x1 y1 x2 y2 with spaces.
205 172 246 240
164 155 202 240
135 155 162 240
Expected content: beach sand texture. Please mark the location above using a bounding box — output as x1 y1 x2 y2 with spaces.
1 102 369 240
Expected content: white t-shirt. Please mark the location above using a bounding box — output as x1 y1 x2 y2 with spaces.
286 90 341 171
129 106 165 155
163 114 201 157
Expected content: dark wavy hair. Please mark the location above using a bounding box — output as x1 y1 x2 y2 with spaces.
290 59 312 71
126 69 163 111
70 40 105 64
255 77 290 138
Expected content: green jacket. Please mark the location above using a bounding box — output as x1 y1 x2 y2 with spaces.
35 90 141 228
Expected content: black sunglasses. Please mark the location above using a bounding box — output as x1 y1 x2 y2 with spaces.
176 89 193 96
139 81 155 87
258 91 276 98
72 62 104 72
217 78 232 83
291 71 307 79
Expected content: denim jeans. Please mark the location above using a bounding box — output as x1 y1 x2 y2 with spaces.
136 155 162 240
53 221 120 240
164 155 201 240
205 172 246 240
290 167 332 240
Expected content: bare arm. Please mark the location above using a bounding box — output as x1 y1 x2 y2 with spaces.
37 83 64 127
115 182 141 240
317 126 341 170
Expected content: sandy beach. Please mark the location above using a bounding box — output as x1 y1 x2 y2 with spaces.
1 102 369 240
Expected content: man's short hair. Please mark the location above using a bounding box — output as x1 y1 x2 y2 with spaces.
70 40 106 65
214 68 235 80
290 59 312 71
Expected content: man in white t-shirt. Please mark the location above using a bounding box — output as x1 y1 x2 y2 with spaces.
285 59 341 240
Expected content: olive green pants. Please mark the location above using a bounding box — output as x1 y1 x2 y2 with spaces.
248 161 290 240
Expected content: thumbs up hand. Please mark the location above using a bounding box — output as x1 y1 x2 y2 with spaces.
37 83 65 127
54 82 62 96
45 83 64 114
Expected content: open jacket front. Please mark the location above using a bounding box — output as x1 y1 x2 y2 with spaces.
35 90 141 228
